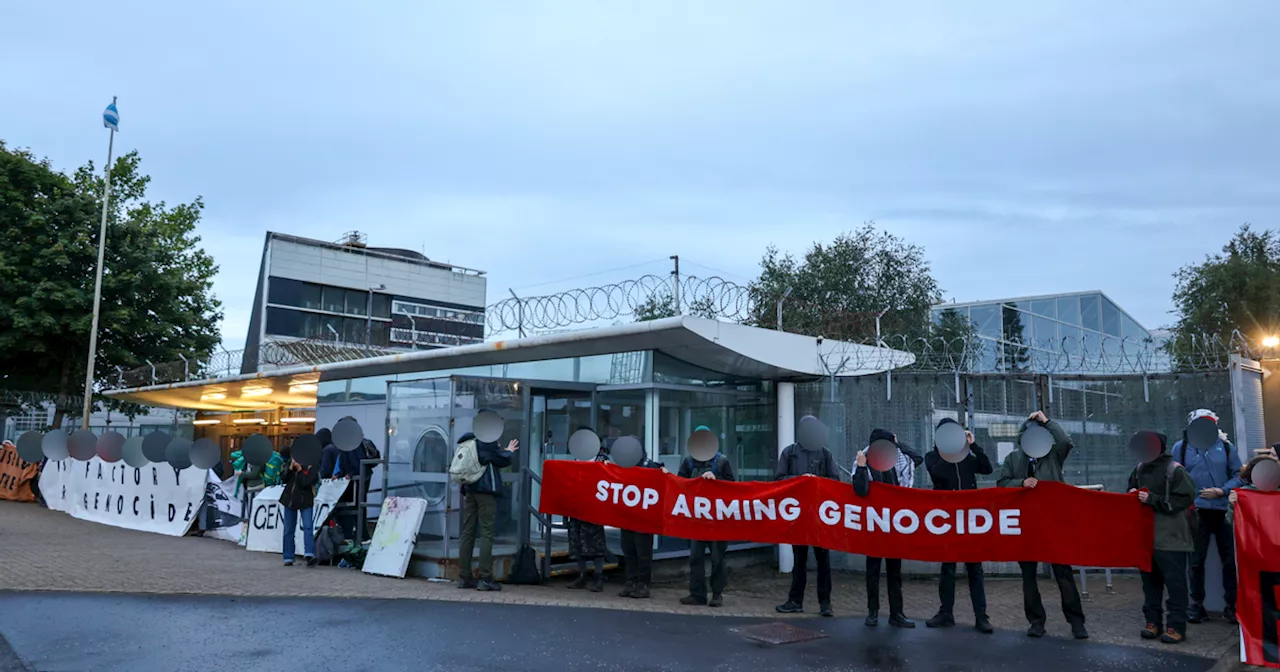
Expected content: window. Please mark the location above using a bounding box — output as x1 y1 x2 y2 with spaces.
267 277 323 310
346 289 368 316
1100 297 1121 337
1032 315 1057 347
1001 304 1028 344
1060 324 1083 354
322 287 345 314
372 294 391 319
969 304 1001 339
266 308 303 337
1057 296 1080 326
1030 299 1056 319
1080 295 1100 332
343 317 366 343
1122 315 1147 341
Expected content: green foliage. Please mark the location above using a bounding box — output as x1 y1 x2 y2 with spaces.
633 288 717 321
747 222 941 341
1000 305 1031 372
1172 224 1280 346
928 307 980 370
0 142 222 424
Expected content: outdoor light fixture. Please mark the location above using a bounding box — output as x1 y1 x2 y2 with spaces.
192 419 222 426
288 383 318 394
240 387 273 398
232 418 268 425
280 417 316 424
1264 335 1280 348
200 391 227 401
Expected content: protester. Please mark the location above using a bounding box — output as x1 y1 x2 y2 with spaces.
230 446 285 499
456 432 518 592
774 415 840 617
280 457 320 567
619 451 665 600
996 410 1089 640
1127 431 1196 644
1226 453 1280 525
675 426 736 607
319 426 361 479
853 428 922 628
568 448 611 593
924 418 994 634
1170 409 1241 625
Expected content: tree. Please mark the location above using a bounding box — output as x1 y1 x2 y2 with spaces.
0 142 223 427
633 290 717 321
1171 224 1280 356
1000 305 1032 372
748 222 942 342
927 308 980 370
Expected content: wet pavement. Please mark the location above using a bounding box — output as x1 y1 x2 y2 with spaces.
0 592 1218 672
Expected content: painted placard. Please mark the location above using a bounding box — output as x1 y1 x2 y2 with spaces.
38 457 206 536
244 479 351 554
363 496 427 578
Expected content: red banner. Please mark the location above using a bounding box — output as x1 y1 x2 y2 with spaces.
540 461 1154 568
1235 490 1280 668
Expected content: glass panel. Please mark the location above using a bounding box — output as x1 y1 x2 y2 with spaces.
344 317 367 344
1083 330 1101 357
1031 315 1057 348
267 277 302 307
265 307 303 337
1121 315 1146 341
930 309 942 325
1030 299 1056 319
969 304 1001 339
653 351 743 386
322 286 345 314
321 315 344 340
346 289 368 316
370 321 390 347
1059 324 1083 355
385 378 455 539
1079 295 1100 332
371 293 392 319
1057 296 1081 326
1100 297 1121 337
299 312 322 339
300 282 322 310
1001 304 1028 344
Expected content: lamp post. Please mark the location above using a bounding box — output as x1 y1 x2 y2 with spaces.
366 284 386 346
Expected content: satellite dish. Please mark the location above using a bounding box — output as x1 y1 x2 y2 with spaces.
122 436 149 468
1187 417 1219 451
166 438 194 470
141 431 171 463
16 431 45 464
332 417 363 452
42 430 69 461
568 429 602 461
1127 432 1163 464
797 417 829 452
473 410 505 444
868 439 898 473
935 422 970 464
190 438 221 470
68 429 98 461
1020 424 1054 459
1253 459 1280 492
292 434 323 469
242 434 274 466
687 429 719 463
610 436 645 468
97 431 126 463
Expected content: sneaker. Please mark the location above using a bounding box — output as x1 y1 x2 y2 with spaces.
1159 628 1184 644
1225 607 1238 625
630 584 651 599
305 556 318 567
1027 623 1047 638
775 601 804 614
680 595 707 606
865 612 879 627
283 560 294 567
1072 624 1090 640
975 616 994 634
1140 623 1160 640
708 594 724 608
477 579 502 592
619 583 636 598
889 614 916 629
1187 605 1208 624
456 578 478 590
926 612 956 628
568 576 588 590
820 604 834 618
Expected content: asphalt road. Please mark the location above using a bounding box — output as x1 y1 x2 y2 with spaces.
0 592 1217 672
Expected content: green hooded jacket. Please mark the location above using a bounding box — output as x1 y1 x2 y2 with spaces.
996 419 1073 487
1126 452 1197 552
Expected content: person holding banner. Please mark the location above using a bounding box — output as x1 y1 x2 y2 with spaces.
854 429 922 628
996 410 1089 640
280 458 320 567
774 415 840 618
677 426 736 608
567 448 611 593
1226 453 1280 525
924 418 995 634
1126 431 1196 644
617 442 664 600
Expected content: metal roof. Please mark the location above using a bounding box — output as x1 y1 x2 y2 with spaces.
102 316 914 411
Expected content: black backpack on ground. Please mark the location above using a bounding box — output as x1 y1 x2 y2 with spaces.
508 544 543 585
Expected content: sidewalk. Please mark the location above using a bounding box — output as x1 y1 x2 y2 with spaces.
0 501 1237 660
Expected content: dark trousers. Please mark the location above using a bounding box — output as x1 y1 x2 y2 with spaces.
939 562 987 618
458 492 497 580
621 530 654 586
866 557 904 616
1019 562 1086 627
689 540 728 600
1143 550 1191 635
1191 509 1237 610
788 546 832 607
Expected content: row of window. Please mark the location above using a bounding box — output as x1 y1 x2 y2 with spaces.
268 277 392 319
933 294 1147 342
393 300 484 325
266 308 393 346
390 313 485 339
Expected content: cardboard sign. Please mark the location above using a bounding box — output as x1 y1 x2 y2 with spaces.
0 441 40 503
244 479 350 554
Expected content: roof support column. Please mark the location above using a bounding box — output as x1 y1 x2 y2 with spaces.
777 381 795 574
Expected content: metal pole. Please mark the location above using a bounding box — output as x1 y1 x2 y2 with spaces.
81 103 116 429
508 289 525 338
776 286 793 331
670 255 680 314
366 290 373 346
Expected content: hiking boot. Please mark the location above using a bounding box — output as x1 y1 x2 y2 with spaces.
709 594 724 608
820 603 834 618
926 612 955 628
865 612 879 627
589 576 605 593
1027 623 1047 638
1159 628 1185 644
477 579 502 592
975 615 994 634
775 601 804 614
1072 623 1090 640
1225 606 1238 625
889 614 916 629
1140 623 1160 640
680 595 707 606
457 577 478 590
305 556 318 568
630 584 651 599
1187 605 1208 624
568 575 589 590
618 582 635 598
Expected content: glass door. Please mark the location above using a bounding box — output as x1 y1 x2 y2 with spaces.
528 390 593 550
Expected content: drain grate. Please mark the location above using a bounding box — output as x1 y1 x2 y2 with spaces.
730 621 829 645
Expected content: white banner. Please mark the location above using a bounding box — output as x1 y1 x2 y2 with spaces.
38 457 207 536
204 471 244 543
244 479 350 554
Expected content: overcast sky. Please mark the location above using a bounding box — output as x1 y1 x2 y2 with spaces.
4 1 1276 349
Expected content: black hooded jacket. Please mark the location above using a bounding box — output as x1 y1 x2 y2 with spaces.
924 418 993 491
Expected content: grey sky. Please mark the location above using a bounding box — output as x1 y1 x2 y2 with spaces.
4 1 1276 349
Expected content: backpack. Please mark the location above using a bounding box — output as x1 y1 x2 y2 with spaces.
449 439 486 485
508 545 543 585
315 523 345 565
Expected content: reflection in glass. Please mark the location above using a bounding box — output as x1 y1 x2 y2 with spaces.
1032 315 1057 348
1080 295 1101 332
969 305 1001 339
1057 296 1081 326
1100 297 1121 337
1030 299 1056 319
